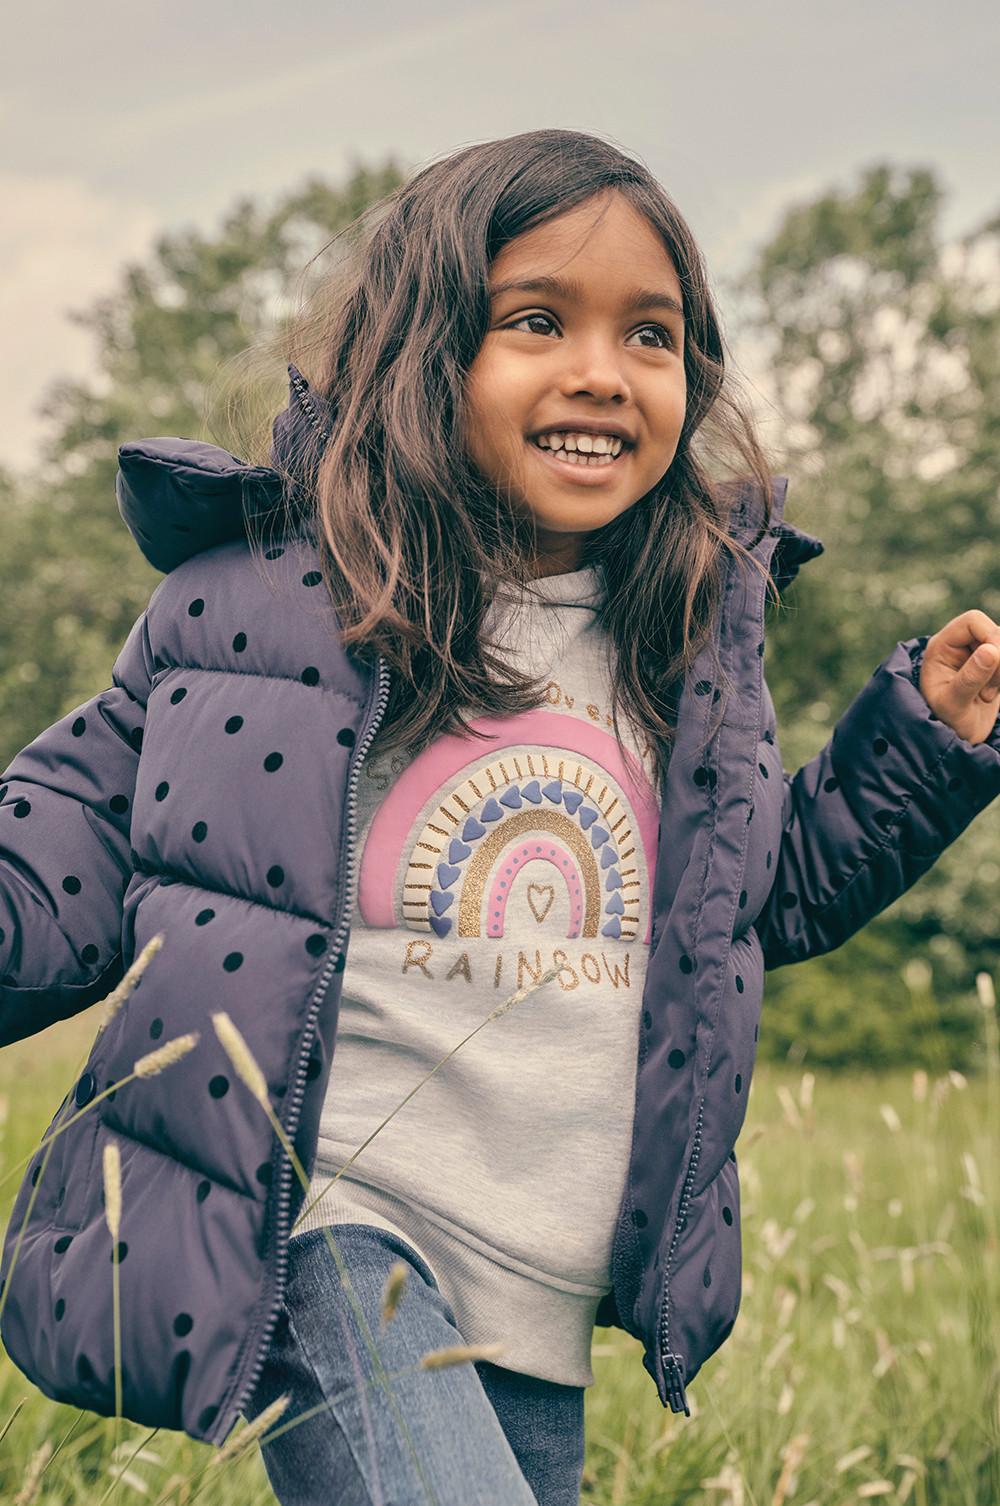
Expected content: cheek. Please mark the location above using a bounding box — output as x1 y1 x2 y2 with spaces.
463 369 509 460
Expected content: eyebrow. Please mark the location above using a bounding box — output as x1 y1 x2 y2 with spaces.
488 272 685 322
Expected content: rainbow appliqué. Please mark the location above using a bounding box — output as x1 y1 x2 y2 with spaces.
356 709 659 946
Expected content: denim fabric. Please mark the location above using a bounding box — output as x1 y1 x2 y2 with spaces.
241 1224 587 1506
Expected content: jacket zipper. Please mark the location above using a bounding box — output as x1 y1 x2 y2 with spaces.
217 652 392 1443
654 523 780 1416
657 1097 703 1416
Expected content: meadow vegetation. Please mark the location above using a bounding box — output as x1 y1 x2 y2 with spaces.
0 953 996 1505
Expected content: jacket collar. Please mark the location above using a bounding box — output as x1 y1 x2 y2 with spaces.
117 424 823 592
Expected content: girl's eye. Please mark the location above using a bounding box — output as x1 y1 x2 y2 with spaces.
505 313 674 350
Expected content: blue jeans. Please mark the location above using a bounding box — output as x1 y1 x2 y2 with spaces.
242 1224 587 1505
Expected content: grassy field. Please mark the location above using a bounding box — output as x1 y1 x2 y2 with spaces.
0 990 997 1506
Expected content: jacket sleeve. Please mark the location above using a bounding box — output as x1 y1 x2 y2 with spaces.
758 635 1000 970
0 602 156 1046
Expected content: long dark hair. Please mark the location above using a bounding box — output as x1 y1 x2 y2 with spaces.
218 129 781 794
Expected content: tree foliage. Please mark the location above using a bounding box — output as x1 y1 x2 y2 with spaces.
735 162 1000 1063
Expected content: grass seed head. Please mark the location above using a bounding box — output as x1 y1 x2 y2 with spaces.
380 1260 409 1326
103 1141 122 1241
134 1032 200 1078
486 965 561 1022
210 1393 291 1466
212 1012 270 1107
99 932 166 1030
419 1342 506 1370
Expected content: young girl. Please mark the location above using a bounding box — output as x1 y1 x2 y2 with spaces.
2 128 1000 1506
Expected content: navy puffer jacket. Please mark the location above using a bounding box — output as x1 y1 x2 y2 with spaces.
2 424 999 1446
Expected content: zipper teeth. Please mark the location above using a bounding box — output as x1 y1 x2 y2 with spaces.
658 1098 704 1414
216 653 391 1443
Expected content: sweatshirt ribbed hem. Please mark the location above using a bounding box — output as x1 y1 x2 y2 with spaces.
290 1174 603 1387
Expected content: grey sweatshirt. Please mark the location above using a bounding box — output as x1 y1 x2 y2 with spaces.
293 564 661 1386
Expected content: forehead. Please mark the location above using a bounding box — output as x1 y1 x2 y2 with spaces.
489 194 681 295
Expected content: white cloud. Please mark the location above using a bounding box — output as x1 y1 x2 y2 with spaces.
0 173 159 474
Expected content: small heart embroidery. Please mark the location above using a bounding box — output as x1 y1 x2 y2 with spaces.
527 884 555 923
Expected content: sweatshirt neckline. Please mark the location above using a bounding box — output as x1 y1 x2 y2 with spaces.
495 564 604 609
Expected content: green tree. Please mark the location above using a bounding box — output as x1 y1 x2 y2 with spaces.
731 162 1000 1067
0 160 405 744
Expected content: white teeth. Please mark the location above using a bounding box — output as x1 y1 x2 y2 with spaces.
535 443 617 467
534 431 625 457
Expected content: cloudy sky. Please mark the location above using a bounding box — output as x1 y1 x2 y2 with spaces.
3 0 997 474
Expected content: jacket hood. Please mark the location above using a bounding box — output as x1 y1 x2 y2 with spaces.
117 370 824 591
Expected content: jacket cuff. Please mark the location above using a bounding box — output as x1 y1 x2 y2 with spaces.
850 635 1000 858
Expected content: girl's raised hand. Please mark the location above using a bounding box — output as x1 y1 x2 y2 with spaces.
918 609 1000 745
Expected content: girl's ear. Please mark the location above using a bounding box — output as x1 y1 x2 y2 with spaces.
270 364 335 473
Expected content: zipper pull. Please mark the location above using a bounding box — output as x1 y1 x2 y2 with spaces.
663 1353 690 1416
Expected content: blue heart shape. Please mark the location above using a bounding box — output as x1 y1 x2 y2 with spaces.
590 825 609 848
449 838 472 863
542 780 563 803
500 786 522 809
481 798 503 822
437 863 461 888
563 791 583 814
606 869 622 890
431 914 453 938
601 917 622 939
522 780 542 804
600 846 618 869
578 807 598 830
606 893 625 915
463 816 486 841
430 890 454 915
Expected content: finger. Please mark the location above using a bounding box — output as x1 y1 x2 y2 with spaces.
968 642 1000 695
942 609 1000 656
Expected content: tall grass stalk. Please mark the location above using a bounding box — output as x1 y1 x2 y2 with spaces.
294 965 561 1228
0 1033 198 1328
96 1428 161 1506
211 1009 435 1506
0 1030 199 1200
102 1142 123 1454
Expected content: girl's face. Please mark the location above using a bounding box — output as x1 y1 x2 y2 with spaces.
465 191 687 577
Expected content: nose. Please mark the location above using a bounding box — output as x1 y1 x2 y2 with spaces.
556 337 632 404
